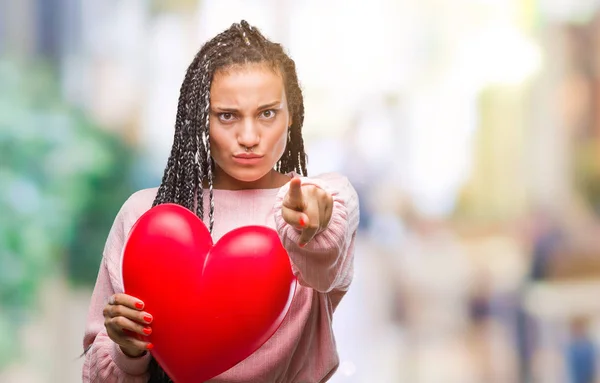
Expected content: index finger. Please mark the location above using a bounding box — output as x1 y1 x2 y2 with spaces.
286 178 304 209
111 293 145 311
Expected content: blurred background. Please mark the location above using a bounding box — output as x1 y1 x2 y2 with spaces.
2 0 600 382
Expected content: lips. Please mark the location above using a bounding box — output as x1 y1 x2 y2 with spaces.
233 153 263 159
232 153 264 165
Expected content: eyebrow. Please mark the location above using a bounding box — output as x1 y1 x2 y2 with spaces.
212 101 282 113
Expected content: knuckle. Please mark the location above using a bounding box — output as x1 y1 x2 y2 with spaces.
125 338 137 348
130 340 144 350
113 316 126 328
127 332 141 344
111 305 123 317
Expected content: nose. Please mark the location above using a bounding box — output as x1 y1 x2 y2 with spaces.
237 118 260 148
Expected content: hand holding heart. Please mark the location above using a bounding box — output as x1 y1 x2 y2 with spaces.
281 178 333 247
103 293 153 357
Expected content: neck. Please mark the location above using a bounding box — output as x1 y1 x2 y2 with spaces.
206 168 291 190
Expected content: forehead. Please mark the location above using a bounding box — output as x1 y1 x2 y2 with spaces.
210 63 285 101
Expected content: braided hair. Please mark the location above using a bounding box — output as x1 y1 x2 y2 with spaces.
148 20 307 382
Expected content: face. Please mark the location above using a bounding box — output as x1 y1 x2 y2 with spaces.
209 63 291 189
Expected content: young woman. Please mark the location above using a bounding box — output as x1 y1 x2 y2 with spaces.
82 20 359 383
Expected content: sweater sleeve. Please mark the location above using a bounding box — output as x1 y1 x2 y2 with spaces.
82 197 152 382
273 173 360 293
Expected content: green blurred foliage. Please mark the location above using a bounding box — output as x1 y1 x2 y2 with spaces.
0 58 136 366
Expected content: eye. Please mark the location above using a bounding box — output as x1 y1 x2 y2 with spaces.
260 109 277 119
218 113 235 122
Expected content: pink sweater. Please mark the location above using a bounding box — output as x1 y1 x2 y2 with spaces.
82 173 359 383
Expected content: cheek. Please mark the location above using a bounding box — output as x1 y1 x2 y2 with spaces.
209 128 227 157
271 131 288 158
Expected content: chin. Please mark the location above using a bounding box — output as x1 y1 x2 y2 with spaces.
227 167 271 183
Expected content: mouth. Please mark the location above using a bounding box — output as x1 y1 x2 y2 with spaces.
233 153 263 159
232 154 264 165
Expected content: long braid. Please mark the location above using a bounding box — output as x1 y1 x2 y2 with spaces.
199 58 215 232
273 53 307 175
186 62 205 218
154 54 200 207
149 20 307 382
194 102 205 218
204 130 215 232
172 72 194 205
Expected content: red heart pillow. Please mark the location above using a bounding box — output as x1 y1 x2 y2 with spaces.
122 203 296 382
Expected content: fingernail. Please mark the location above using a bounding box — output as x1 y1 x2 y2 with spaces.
143 314 153 323
299 217 306 227
135 301 144 310
146 343 154 350
143 327 152 335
